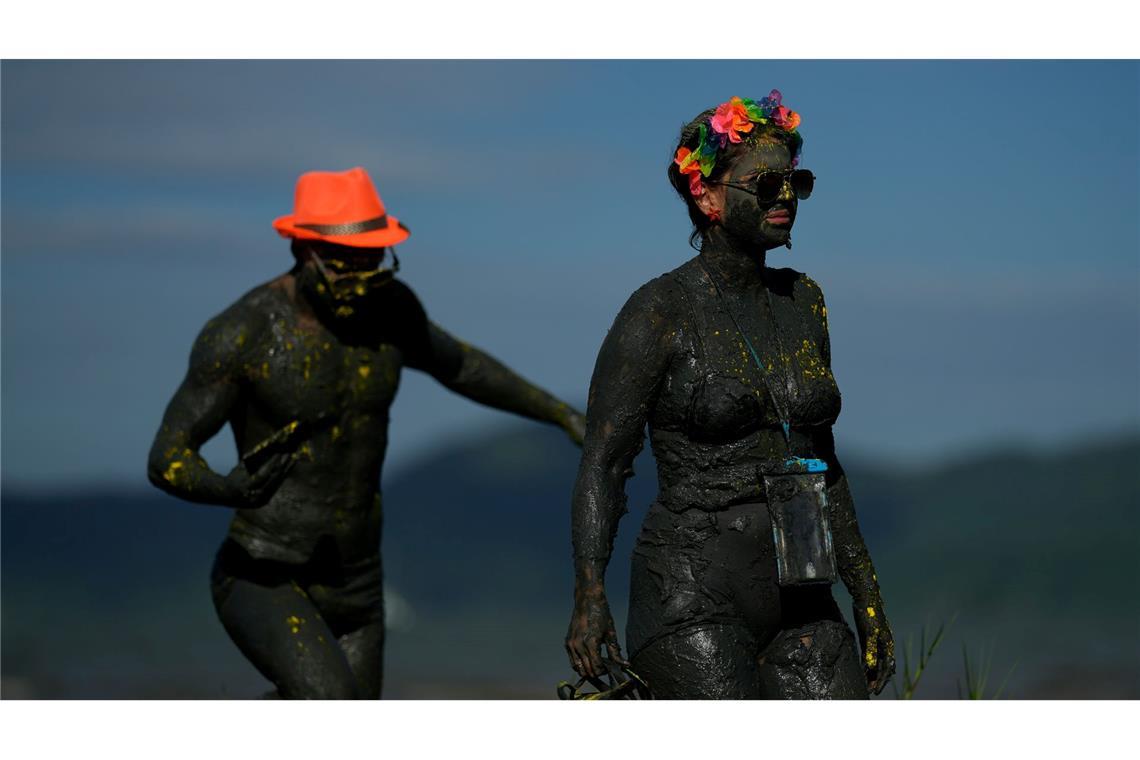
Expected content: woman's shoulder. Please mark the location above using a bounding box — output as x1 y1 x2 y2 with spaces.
622 259 699 311
766 265 827 300
767 266 830 336
604 260 701 344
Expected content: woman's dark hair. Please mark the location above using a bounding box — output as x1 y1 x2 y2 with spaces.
667 108 801 250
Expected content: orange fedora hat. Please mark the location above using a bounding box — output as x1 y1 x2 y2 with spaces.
273 167 409 248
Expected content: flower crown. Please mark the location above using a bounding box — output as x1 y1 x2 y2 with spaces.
674 90 803 198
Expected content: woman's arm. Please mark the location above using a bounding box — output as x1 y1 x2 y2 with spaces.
566 280 677 677
809 278 895 693
813 428 895 693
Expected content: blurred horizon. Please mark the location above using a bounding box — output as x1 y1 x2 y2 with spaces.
4 422 1138 699
2 60 1138 487
3 417 1138 495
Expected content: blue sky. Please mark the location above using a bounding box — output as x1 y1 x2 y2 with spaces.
2 60 1137 486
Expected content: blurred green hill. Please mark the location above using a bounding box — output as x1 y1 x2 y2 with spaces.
2 427 1137 698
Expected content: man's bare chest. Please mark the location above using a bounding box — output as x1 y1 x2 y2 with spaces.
241 318 403 424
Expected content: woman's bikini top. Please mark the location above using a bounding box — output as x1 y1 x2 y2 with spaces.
646 256 842 512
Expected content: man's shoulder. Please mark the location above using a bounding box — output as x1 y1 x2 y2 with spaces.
372 278 427 326
236 275 295 312
381 276 420 305
191 279 287 358
219 276 297 324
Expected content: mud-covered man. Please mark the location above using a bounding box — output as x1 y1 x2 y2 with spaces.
148 167 585 698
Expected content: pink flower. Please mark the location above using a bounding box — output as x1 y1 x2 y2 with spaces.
688 171 705 197
710 97 755 144
772 105 801 131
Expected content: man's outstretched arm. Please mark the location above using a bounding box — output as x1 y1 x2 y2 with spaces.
407 320 586 445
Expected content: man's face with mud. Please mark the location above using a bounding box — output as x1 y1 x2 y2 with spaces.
298 241 399 320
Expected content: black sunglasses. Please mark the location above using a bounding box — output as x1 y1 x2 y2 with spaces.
311 249 400 285
711 169 815 203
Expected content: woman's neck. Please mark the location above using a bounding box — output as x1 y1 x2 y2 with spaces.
698 228 768 288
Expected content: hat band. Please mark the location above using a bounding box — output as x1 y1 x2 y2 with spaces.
296 215 388 236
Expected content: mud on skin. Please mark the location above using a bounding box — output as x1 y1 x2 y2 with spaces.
567 139 894 699
148 250 585 699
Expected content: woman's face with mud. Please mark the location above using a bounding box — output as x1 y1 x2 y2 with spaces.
716 140 798 251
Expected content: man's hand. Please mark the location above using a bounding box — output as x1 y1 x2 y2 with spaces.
564 410 587 447
222 453 296 509
853 601 895 695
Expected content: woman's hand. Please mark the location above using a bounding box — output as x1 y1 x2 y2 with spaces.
222 453 295 509
565 583 626 678
853 600 895 695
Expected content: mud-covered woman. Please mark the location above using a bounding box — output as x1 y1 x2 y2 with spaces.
564 93 894 699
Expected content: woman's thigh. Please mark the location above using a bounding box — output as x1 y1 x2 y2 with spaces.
757 618 867 699
627 503 780 658
631 624 763 699
626 505 866 699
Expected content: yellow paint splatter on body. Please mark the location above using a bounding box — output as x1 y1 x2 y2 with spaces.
163 461 184 484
